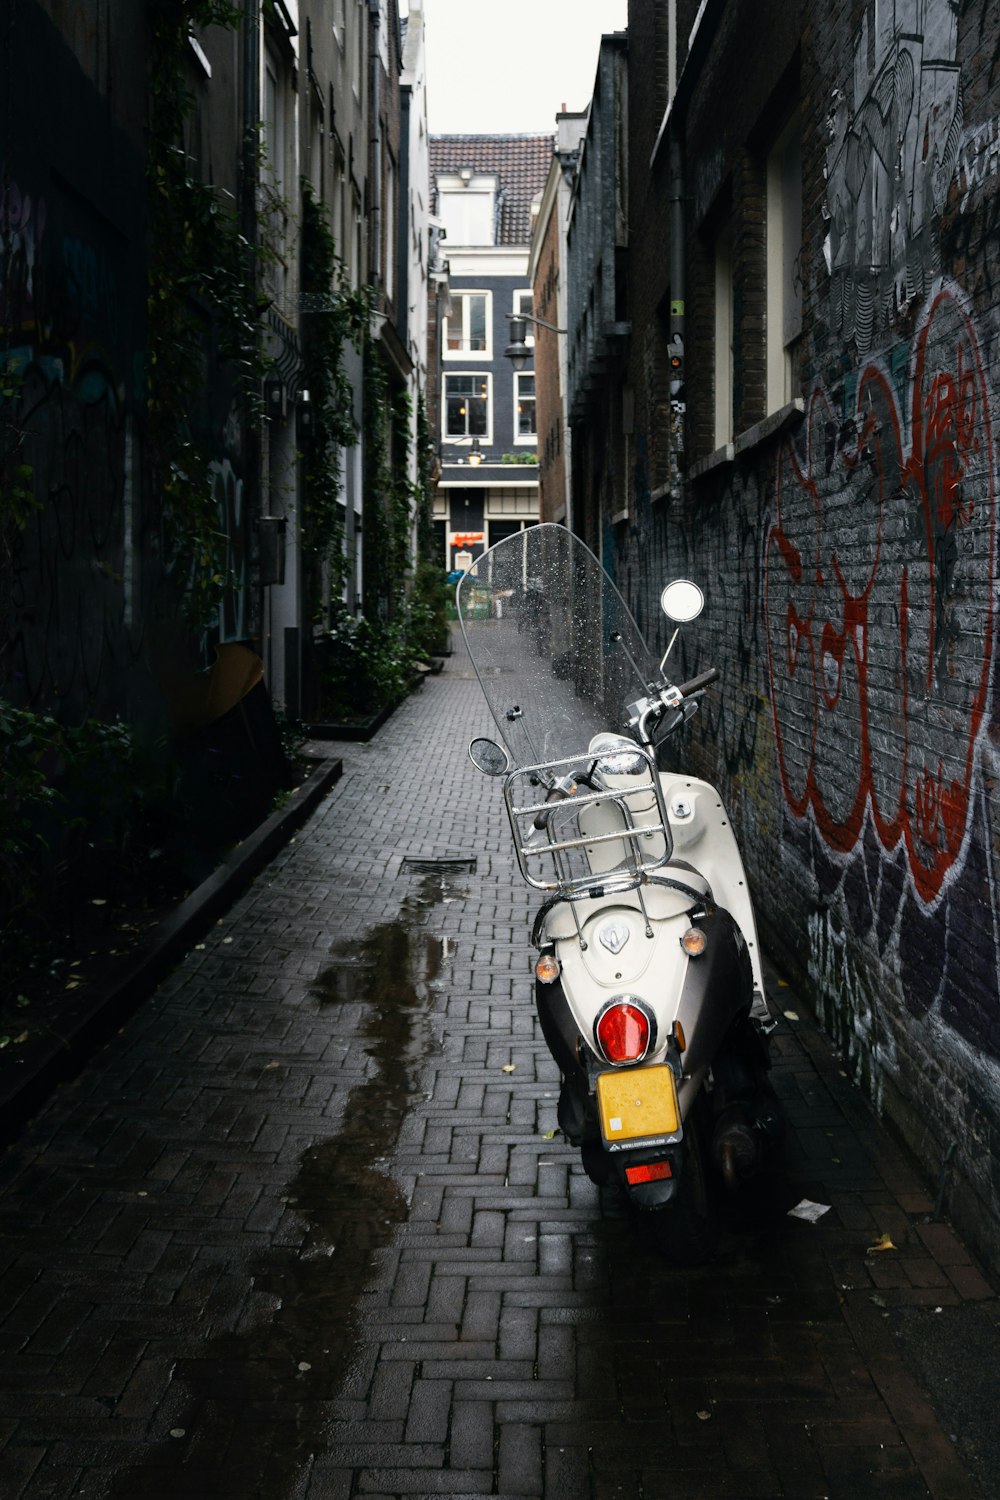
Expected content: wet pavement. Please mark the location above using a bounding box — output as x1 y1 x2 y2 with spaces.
0 643 997 1499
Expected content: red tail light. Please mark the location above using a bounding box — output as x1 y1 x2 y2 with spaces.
595 1000 652 1063
625 1161 672 1185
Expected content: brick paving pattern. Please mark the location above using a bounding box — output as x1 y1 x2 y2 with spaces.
0 642 995 1499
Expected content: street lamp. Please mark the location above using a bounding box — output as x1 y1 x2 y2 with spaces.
504 311 567 370
447 435 484 465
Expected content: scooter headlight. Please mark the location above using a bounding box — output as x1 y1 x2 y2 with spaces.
594 996 655 1064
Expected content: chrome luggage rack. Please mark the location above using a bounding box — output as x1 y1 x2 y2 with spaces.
502 746 673 895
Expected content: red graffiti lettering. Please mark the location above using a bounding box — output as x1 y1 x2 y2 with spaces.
764 281 994 903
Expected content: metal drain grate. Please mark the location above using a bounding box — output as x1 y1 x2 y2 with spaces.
400 856 477 875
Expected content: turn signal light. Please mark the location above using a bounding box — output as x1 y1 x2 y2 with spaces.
625 1160 672 1185
681 927 707 956
595 1000 651 1063
535 953 560 984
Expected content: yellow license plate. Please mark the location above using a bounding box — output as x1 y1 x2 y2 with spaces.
596 1065 682 1150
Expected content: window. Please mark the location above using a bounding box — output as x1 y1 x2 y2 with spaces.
513 289 535 346
445 374 491 439
385 154 396 300
766 113 802 410
350 187 362 290
714 222 733 449
444 292 491 357
436 175 497 246
354 0 365 99
262 53 288 306
515 373 536 440
262 57 285 202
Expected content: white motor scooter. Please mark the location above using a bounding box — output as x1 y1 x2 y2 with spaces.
459 524 779 1262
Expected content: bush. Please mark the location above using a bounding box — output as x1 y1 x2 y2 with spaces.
0 703 189 1014
313 606 416 722
0 704 182 921
408 559 451 660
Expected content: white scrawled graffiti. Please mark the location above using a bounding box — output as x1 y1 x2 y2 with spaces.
824 0 963 352
955 111 1000 212
807 908 898 1112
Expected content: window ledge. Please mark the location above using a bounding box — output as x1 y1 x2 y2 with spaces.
689 400 805 482
732 398 805 456
610 507 629 526
688 443 733 481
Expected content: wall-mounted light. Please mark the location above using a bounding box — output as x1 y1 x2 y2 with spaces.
504 311 567 372
296 389 312 434
264 378 288 420
458 166 474 186
468 438 483 467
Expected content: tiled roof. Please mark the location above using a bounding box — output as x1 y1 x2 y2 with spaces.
430 134 555 245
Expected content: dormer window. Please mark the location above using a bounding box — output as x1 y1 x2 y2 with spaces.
436 173 498 247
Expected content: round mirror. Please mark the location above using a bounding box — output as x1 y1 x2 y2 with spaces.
660 578 705 623
469 737 510 776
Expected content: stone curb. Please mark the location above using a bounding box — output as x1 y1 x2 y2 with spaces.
0 754 343 1145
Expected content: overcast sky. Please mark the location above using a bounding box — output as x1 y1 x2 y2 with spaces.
413 0 629 135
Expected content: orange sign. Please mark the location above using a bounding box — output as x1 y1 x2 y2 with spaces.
452 532 484 548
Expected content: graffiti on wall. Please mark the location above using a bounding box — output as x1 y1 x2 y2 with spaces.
766 279 994 903
765 277 997 1046
824 0 964 353
955 111 1000 213
2 172 136 716
3 158 251 711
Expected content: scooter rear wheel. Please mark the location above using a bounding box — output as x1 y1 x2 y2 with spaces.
649 1099 719 1265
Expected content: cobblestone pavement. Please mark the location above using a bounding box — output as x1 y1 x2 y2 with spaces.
0 645 997 1499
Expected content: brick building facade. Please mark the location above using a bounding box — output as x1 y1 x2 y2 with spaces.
559 0 1000 1266
427 135 552 569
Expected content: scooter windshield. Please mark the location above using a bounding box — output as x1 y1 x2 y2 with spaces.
456 524 656 769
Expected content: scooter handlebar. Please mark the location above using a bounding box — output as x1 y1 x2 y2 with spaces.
676 666 719 697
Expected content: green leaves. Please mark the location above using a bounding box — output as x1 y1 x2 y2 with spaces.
146 0 262 632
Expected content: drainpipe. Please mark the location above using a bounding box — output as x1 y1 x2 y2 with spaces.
667 126 685 505
368 0 382 290
241 0 267 671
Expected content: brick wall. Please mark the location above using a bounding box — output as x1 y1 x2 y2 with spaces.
615 0 1000 1270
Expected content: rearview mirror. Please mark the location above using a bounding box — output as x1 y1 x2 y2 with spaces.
469 737 510 776
660 579 704 623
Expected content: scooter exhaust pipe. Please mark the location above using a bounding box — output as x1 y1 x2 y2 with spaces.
712 1108 760 1190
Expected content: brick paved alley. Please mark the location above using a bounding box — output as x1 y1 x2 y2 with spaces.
1 644 998 1500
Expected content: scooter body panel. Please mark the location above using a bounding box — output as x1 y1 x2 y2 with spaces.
658 772 766 1003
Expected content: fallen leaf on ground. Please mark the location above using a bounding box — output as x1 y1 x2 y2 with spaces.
783 1009 799 1021
501 1063 516 1073
867 1233 896 1253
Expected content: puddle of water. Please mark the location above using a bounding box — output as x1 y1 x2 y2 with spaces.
107 875 455 1499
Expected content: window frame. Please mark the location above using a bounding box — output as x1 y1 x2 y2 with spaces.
713 220 734 450
765 110 803 414
443 290 493 361
443 371 493 444
513 370 536 444
513 288 535 347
